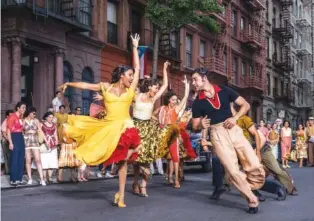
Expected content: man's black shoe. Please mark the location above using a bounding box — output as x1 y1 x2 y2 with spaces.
210 186 227 200
277 187 286 201
248 207 259 214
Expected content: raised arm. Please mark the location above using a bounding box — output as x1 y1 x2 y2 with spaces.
59 82 105 93
175 75 190 114
130 34 140 90
153 61 170 102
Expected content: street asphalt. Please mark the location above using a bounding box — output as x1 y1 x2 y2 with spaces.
1 166 314 221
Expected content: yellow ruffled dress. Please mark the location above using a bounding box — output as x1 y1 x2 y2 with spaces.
63 84 138 166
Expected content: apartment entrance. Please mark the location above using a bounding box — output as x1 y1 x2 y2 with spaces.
21 49 35 107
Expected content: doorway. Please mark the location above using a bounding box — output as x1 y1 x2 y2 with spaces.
21 50 34 107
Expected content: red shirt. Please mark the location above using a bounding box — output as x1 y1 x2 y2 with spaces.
7 113 23 133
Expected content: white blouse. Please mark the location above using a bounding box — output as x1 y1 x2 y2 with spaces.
281 127 292 137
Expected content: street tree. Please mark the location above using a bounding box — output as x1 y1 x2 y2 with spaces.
145 0 221 79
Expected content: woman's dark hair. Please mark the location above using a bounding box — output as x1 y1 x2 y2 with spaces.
260 119 265 123
43 111 54 121
193 67 210 79
24 106 37 118
5 110 14 117
163 91 177 106
59 105 66 110
283 120 290 127
55 91 61 95
15 101 26 111
140 79 160 93
111 65 134 83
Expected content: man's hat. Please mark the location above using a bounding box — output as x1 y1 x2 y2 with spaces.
308 116 314 120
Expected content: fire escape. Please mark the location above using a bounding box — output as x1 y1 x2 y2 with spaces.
238 0 266 92
204 0 231 80
272 0 294 103
2 0 92 32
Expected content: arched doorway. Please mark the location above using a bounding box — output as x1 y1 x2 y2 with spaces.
63 61 74 111
82 67 94 115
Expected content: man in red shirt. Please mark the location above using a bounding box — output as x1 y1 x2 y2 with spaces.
7 102 27 186
191 68 265 214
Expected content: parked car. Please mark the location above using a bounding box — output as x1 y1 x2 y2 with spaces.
183 131 212 172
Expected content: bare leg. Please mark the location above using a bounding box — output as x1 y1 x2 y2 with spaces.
115 161 127 207
48 169 53 181
43 170 47 181
25 149 32 181
58 169 63 182
173 161 180 188
132 164 140 194
168 160 174 184
140 176 148 197
32 149 44 182
299 158 303 168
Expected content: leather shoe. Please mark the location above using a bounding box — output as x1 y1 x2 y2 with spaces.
210 186 227 200
253 190 266 202
248 206 259 214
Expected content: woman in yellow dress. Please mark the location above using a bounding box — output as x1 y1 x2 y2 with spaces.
58 34 141 208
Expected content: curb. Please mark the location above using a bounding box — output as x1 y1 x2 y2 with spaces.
1 174 139 191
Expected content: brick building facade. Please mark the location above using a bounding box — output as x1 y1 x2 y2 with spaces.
1 0 267 123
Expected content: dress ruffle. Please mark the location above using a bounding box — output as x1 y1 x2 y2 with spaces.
103 127 141 166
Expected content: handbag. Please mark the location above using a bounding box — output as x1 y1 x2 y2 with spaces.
89 103 105 118
38 132 45 144
289 149 297 162
39 143 51 153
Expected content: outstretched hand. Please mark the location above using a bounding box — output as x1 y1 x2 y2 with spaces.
58 83 68 93
130 33 140 48
164 61 171 69
182 75 189 85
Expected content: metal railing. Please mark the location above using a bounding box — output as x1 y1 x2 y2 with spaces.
297 39 312 55
2 0 92 29
296 10 312 27
204 57 227 77
297 70 313 83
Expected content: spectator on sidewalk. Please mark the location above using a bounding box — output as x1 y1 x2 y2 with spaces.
1 110 14 174
306 117 314 166
52 91 63 113
7 102 27 186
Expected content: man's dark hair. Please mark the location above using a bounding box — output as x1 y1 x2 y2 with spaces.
55 91 62 95
193 68 210 80
60 105 66 110
5 110 14 117
75 107 81 111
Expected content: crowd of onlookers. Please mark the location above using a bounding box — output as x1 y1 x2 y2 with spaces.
257 118 314 168
0 91 115 187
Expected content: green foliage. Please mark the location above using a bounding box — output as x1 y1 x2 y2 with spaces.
145 0 221 33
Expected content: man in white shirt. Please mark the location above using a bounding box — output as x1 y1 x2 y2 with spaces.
52 91 63 113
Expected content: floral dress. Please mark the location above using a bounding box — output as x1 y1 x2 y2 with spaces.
296 130 307 159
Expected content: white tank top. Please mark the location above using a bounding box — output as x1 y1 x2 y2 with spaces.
281 127 292 137
133 94 154 120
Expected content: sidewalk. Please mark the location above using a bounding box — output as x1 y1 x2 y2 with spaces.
1 166 124 190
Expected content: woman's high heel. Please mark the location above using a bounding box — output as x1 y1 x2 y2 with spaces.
113 193 126 208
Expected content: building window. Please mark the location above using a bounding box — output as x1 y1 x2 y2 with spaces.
267 73 271 96
233 57 238 84
266 37 270 58
199 40 206 65
107 1 118 44
266 0 269 22
63 61 74 111
249 64 254 75
223 52 227 73
78 0 92 26
231 10 237 37
240 17 245 31
242 61 246 75
185 34 192 67
82 67 94 115
274 77 278 95
272 7 276 27
170 32 178 58
130 9 141 34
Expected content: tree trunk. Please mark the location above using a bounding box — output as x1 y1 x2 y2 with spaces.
152 28 160 79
